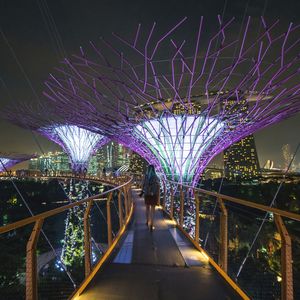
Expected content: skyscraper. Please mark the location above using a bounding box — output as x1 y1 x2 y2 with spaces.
223 97 260 181
224 135 260 180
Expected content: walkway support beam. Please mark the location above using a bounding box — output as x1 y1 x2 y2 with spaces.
218 197 228 273
195 191 200 243
26 218 44 300
170 185 174 219
107 192 113 247
118 190 124 228
274 215 293 300
123 187 129 218
84 200 93 278
180 185 184 226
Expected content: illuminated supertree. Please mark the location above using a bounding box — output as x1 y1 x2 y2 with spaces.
41 125 108 172
3 104 109 172
42 16 300 237
43 16 300 189
0 153 33 172
2 105 109 268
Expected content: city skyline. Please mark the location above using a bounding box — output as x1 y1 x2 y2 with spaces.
1 0 300 172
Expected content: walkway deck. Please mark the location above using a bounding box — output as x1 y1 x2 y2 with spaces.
77 190 241 300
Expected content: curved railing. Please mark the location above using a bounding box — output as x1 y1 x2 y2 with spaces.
157 179 300 300
0 174 133 300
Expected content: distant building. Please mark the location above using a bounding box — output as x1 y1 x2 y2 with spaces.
263 160 274 170
224 135 260 180
88 141 131 175
204 167 224 179
128 152 148 174
29 152 70 172
223 98 260 181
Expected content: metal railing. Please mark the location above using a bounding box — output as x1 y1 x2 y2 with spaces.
0 174 133 300
159 180 300 300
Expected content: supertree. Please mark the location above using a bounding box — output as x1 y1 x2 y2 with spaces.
0 153 33 172
41 16 300 237
43 16 300 189
2 104 109 269
3 104 109 172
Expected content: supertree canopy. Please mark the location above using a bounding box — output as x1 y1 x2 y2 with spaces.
0 153 33 172
42 16 300 185
2 104 109 172
41 125 108 171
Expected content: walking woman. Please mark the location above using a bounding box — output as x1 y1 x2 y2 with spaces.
142 165 160 231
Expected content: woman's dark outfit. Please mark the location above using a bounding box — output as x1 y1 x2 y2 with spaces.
143 174 159 206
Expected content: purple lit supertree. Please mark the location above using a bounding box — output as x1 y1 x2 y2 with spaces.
3 104 109 172
41 16 300 236
0 153 33 172
43 16 300 189
2 104 109 267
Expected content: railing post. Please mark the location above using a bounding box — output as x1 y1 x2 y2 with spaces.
107 192 113 247
84 200 93 277
118 189 124 228
123 186 129 217
162 180 166 210
128 183 132 208
195 190 200 243
180 185 184 227
274 215 293 300
26 218 43 300
217 197 228 272
158 184 161 206
170 185 174 219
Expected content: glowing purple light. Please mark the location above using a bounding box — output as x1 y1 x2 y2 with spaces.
42 16 300 184
0 155 33 172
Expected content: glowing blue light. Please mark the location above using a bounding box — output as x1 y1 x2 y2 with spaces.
0 158 11 172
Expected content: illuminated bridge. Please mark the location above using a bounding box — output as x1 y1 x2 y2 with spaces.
0 172 299 300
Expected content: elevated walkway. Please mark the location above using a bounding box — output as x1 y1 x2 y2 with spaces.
76 190 241 300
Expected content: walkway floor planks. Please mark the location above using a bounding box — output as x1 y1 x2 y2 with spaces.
77 190 241 300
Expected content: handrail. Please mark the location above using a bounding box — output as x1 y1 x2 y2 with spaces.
167 180 300 221
0 175 132 234
165 179 299 300
0 173 134 300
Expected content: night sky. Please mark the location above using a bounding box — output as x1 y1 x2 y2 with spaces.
0 0 300 168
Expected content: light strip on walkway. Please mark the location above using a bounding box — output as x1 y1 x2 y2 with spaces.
113 231 134 264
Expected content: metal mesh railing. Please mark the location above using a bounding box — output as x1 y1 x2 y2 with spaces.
0 174 133 300
0 225 32 300
163 179 300 300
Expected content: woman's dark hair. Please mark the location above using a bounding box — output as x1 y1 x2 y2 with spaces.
146 164 156 178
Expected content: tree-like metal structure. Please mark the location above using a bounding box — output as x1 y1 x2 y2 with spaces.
44 16 300 187
3 105 109 172
2 105 109 269
41 125 108 172
0 153 33 172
